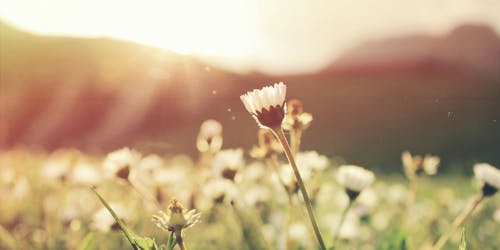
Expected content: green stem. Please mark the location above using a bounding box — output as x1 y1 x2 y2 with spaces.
272 127 326 250
91 188 138 250
333 201 352 246
432 194 484 250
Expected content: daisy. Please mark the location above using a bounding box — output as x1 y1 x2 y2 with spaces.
336 165 375 200
152 198 201 250
240 82 326 250
474 163 500 196
102 147 141 181
240 82 287 129
196 119 223 154
211 149 244 181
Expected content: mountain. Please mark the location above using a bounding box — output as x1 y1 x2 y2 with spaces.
1 21 499 170
325 24 500 76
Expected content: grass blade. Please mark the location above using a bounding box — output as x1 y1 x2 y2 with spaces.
91 187 138 250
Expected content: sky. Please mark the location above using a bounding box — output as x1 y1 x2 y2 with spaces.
1 0 500 74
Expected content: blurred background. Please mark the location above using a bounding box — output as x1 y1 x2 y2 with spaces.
1 0 499 172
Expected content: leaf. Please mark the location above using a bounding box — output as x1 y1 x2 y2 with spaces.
135 237 159 250
167 232 176 250
77 232 96 250
91 187 138 250
459 228 467 250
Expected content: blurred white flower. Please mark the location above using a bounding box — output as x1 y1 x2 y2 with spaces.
423 155 440 175
240 82 287 129
197 119 223 153
288 222 310 248
41 158 71 182
202 178 238 204
386 184 408 205
91 203 129 232
296 151 329 173
137 154 164 173
239 162 267 183
337 165 375 194
102 148 141 180
199 119 223 139
153 166 189 187
402 151 440 177
473 163 500 195
352 188 378 216
70 163 101 186
212 149 244 181
243 185 271 206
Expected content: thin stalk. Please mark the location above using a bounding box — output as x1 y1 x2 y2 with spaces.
272 127 326 250
266 155 292 250
432 194 484 250
290 129 302 157
405 175 419 228
127 180 162 210
175 231 186 250
333 200 352 245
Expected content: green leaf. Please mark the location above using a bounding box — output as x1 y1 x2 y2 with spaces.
135 237 159 250
77 232 95 250
91 187 138 250
459 228 467 250
167 232 176 250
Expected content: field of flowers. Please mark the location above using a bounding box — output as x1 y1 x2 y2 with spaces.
1 83 499 250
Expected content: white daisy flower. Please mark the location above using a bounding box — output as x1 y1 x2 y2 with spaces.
102 147 141 180
70 163 102 186
243 185 271 206
473 163 500 196
296 151 329 173
212 149 244 181
202 178 238 204
199 119 222 139
423 155 440 175
91 203 129 232
137 154 164 173
41 157 71 183
336 165 375 200
240 82 287 129
197 119 223 153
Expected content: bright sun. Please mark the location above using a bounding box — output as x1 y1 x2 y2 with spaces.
0 0 258 59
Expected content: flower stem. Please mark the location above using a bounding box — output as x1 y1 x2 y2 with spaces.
266 155 291 250
128 179 162 210
175 231 186 250
333 200 352 246
290 129 302 157
272 127 326 250
432 194 484 250
405 175 419 229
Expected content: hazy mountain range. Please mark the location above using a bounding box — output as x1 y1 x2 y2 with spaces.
1 21 499 170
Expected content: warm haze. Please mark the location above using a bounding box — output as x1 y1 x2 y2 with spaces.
2 0 500 74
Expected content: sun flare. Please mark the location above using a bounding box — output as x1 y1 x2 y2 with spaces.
0 0 258 58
